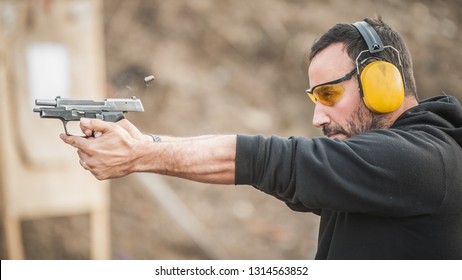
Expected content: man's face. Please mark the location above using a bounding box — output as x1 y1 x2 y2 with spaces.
308 43 387 140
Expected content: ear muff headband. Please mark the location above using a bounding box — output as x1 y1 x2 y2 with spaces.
352 21 405 113
353 21 384 53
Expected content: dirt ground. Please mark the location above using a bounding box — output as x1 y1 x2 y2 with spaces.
1 0 461 259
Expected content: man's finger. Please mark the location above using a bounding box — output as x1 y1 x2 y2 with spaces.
79 118 114 135
77 149 90 161
116 119 144 139
60 133 88 150
79 159 89 170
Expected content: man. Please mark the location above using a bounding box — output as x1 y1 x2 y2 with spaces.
61 18 462 259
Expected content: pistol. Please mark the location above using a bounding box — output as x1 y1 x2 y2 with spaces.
33 96 144 136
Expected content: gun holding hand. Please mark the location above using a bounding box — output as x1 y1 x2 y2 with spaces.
33 96 144 136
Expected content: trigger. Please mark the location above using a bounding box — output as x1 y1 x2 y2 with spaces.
62 121 71 136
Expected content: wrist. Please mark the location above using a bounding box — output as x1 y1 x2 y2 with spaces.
130 138 156 173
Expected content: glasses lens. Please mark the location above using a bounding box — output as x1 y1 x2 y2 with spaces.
312 84 345 106
307 92 317 104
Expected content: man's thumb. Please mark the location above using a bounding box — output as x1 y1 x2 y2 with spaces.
116 119 143 139
80 118 111 135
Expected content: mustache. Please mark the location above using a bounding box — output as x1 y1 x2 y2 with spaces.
322 124 350 138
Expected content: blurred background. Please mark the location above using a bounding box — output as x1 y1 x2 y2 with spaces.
0 0 461 260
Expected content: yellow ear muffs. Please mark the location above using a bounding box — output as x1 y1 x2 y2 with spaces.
359 60 405 113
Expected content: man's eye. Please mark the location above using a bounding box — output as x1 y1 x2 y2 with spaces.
320 91 336 100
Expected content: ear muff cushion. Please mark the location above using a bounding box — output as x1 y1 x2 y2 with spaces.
360 61 405 113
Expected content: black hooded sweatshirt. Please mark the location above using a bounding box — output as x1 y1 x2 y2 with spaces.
235 96 462 259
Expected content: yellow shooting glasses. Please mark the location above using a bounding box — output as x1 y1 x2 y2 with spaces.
306 68 356 106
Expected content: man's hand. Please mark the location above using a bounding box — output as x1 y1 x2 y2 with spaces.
60 118 237 184
60 118 148 180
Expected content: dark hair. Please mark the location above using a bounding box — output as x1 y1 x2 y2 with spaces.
309 17 417 98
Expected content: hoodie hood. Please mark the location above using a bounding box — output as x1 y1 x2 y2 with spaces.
393 95 462 147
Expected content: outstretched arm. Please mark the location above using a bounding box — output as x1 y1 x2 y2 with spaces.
60 118 237 183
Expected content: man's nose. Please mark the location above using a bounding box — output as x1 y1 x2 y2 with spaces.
312 103 330 128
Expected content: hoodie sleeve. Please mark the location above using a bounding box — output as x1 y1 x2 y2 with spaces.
235 131 446 217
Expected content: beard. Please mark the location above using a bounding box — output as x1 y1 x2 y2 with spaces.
322 101 390 139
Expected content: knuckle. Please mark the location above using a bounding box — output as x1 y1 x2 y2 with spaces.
92 169 106 180
95 174 106 181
